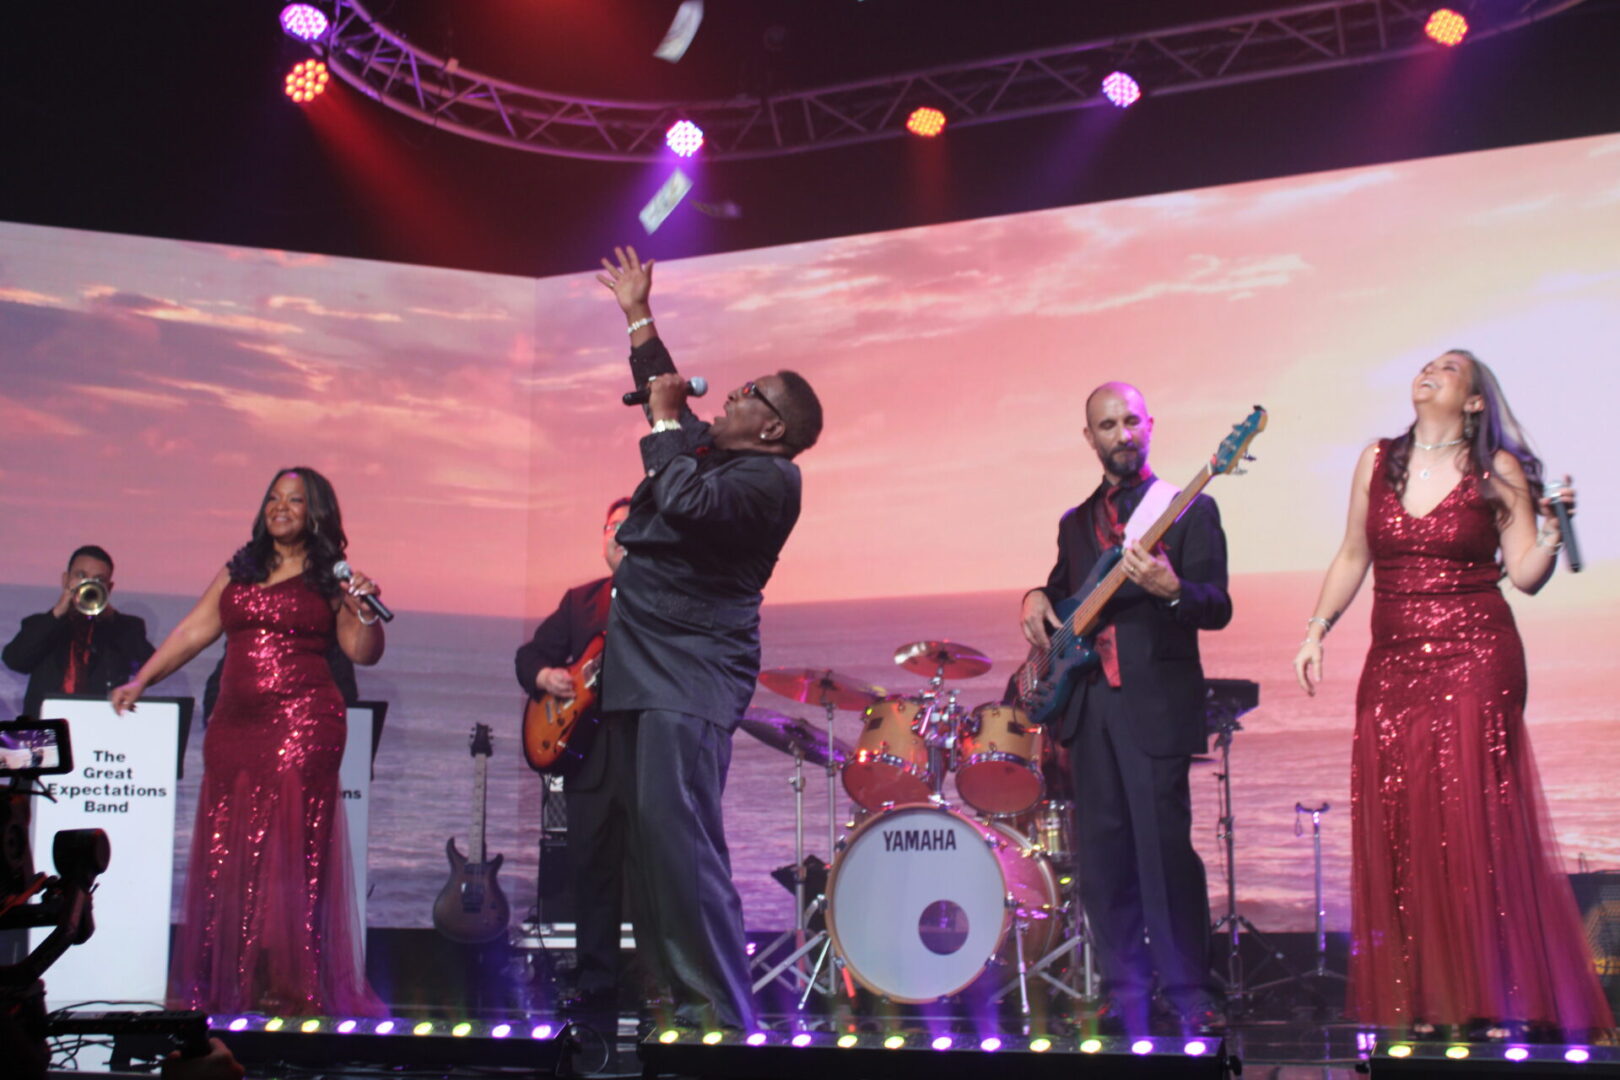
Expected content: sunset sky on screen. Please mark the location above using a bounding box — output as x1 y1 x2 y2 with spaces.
1 133 1616 617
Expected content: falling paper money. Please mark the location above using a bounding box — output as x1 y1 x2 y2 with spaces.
639 168 693 234
692 199 742 220
655 1 704 63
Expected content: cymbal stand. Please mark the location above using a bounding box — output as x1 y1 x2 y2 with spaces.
1208 709 1311 1015
919 665 959 795
750 699 847 1003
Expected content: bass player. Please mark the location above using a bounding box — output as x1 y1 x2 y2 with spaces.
1018 381 1232 1036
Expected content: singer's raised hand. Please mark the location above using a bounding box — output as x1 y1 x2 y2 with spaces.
596 245 655 314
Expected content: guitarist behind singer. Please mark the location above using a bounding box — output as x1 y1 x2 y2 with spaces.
514 495 633 1016
1017 381 1232 1039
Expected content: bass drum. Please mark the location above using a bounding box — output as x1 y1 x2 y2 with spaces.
825 804 1060 1003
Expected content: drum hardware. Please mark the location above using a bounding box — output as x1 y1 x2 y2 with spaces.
753 671 880 1007
1245 802 1346 1002
758 668 882 867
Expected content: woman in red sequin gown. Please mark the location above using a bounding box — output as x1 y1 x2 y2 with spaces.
1294 351 1609 1036
113 467 386 1016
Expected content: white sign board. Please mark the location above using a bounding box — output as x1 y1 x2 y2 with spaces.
31 696 183 1008
340 703 377 938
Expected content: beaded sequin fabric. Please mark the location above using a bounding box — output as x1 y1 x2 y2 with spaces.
1348 441 1611 1031
168 575 383 1016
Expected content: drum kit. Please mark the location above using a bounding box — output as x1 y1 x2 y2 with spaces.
741 640 1090 1015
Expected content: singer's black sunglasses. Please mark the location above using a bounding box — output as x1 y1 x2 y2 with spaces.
745 379 785 423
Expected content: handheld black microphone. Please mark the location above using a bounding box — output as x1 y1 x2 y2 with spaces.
1548 479 1582 573
333 561 396 622
622 375 708 406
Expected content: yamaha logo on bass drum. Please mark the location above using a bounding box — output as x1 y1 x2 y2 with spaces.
882 827 959 852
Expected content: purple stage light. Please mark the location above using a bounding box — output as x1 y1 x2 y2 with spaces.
791 1032 813 1048
980 1036 1002 1052
1131 1038 1154 1055
931 1035 953 1051
280 4 329 41
336 1019 358 1034
227 1017 249 1032
374 1020 396 1035
490 1023 511 1039
666 120 705 158
1566 1048 1592 1063
1184 1040 1208 1056
531 1023 554 1040
1504 1046 1530 1061
746 1032 768 1047
1102 71 1141 108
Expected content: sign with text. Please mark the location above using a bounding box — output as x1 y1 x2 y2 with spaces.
341 702 378 939
30 696 183 1008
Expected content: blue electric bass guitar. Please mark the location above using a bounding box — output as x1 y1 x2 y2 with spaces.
1015 406 1267 728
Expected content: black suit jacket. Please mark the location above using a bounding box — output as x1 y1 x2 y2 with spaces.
514 577 614 791
1039 480 1232 757
3 610 155 720
599 338 802 729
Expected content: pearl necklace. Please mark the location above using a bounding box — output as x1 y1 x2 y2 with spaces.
1413 435 1465 479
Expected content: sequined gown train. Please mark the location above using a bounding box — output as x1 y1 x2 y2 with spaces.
1349 441 1611 1030
169 576 383 1015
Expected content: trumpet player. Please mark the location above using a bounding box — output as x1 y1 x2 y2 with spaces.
3 545 154 719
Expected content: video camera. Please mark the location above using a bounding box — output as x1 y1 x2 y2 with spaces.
1 717 206 1078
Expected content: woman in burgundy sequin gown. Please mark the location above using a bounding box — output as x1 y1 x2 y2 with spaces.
112 467 386 1016
1294 351 1609 1036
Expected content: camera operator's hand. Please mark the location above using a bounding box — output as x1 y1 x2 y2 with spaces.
161 1038 244 1080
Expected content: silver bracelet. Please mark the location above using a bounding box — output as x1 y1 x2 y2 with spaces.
1535 526 1562 551
1306 616 1332 633
356 606 380 627
627 317 654 334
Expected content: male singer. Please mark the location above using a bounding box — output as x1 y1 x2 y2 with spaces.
1019 382 1231 1036
594 245 822 1031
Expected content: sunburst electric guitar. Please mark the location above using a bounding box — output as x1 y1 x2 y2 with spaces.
432 723 510 945
1015 406 1268 728
520 632 606 774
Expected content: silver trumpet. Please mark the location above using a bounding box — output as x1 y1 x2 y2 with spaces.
73 578 109 617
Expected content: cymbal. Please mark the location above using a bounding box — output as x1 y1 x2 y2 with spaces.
739 708 851 768
893 640 993 680
758 668 883 711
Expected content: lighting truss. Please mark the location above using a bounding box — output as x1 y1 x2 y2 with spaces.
309 0 1591 161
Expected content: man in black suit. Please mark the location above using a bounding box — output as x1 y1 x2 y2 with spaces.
594 246 823 1032
1020 382 1231 1036
514 496 632 1015
4 545 154 719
